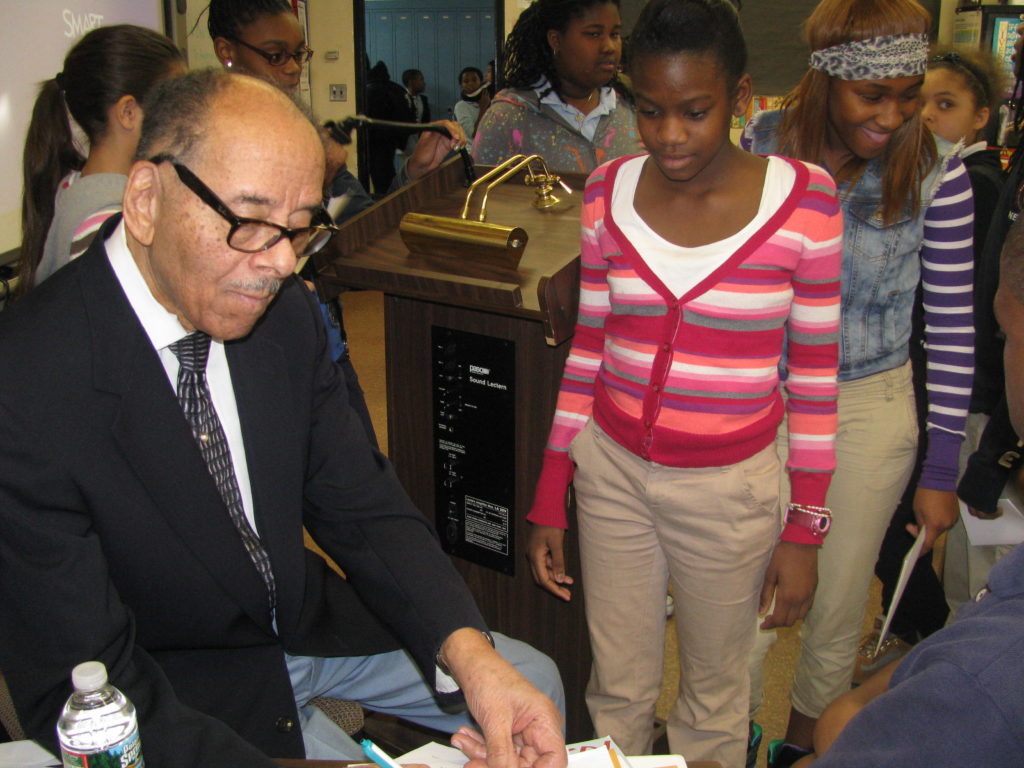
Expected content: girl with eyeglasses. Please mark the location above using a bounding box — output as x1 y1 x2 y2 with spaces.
17 25 185 299
207 0 468 448
207 0 466 198
209 0 310 95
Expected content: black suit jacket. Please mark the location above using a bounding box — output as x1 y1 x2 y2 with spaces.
0 217 485 766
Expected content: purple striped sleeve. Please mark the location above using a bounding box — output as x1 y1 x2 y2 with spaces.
919 156 975 490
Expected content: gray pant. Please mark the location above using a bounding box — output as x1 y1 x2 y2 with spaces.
286 633 565 759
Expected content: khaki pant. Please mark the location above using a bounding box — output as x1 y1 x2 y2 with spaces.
572 421 780 768
750 362 918 718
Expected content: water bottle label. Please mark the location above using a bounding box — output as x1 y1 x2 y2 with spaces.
61 729 143 768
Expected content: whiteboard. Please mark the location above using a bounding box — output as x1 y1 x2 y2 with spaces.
0 1 164 257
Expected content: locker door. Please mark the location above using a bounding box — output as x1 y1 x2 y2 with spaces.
435 11 459 119
367 11 395 73
456 10 482 75
414 11 438 118
393 11 416 82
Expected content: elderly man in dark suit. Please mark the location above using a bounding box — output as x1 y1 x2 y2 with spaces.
0 69 563 768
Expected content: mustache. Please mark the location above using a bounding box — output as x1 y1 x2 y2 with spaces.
228 277 283 297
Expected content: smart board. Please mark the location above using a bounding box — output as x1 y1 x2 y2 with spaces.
0 1 164 257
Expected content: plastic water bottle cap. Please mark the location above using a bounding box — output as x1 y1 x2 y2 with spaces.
71 661 108 692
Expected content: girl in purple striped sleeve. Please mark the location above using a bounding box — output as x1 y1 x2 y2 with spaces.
742 0 976 763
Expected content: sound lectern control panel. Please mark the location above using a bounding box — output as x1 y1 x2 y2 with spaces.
431 326 516 574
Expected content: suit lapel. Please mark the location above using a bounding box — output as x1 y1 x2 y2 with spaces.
227 331 306 635
80 221 274 631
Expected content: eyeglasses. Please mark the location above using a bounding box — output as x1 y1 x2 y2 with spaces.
149 154 338 258
230 37 313 67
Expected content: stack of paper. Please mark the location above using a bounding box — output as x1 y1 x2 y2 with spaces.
399 736 687 768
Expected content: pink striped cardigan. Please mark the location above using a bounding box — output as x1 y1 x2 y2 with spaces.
528 155 843 545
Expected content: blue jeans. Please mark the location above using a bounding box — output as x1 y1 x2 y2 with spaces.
286 633 565 759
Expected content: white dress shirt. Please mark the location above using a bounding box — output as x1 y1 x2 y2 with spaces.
105 220 259 536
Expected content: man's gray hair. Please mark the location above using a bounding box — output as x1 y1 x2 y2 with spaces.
134 67 318 162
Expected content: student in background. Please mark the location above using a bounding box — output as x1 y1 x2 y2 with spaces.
454 66 490 141
400 69 430 162
742 1 976 764
859 47 1007 677
527 1 841 764
473 0 643 173
207 0 465 446
403 68 431 124
16 25 184 298
365 61 413 194
485 59 497 99
923 49 1017 618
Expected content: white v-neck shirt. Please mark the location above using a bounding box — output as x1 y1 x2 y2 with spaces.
611 154 795 298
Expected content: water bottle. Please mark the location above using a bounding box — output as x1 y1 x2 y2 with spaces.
56 661 144 768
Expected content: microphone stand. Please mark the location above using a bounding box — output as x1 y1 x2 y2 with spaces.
324 115 476 185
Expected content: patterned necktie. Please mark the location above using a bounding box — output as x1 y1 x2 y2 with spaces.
169 331 276 612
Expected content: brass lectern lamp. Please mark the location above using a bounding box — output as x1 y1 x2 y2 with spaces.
399 154 574 270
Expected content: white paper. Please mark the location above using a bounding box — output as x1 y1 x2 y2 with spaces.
399 742 469 768
874 526 927 658
960 492 1024 547
0 740 59 768
567 736 633 768
628 754 687 768
570 746 621 768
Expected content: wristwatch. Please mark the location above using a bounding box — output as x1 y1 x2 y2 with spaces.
785 505 832 536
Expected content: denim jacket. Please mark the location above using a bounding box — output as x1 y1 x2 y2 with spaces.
744 110 956 381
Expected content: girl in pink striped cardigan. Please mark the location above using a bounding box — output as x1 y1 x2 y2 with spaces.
526 1 842 765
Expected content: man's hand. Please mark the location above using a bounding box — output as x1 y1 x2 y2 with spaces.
526 525 573 601
906 486 959 553
407 120 467 180
442 629 566 768
759 541 818 630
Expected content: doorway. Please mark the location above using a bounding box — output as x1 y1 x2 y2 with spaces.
353 0 503 189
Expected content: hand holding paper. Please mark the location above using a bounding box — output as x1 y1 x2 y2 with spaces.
874 526 926 658
906 486 959 552
960 495 1024 546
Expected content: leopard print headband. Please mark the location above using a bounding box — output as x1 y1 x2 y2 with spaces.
809 33 928 81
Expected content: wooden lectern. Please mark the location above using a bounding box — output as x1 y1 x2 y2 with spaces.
315 156 592 740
